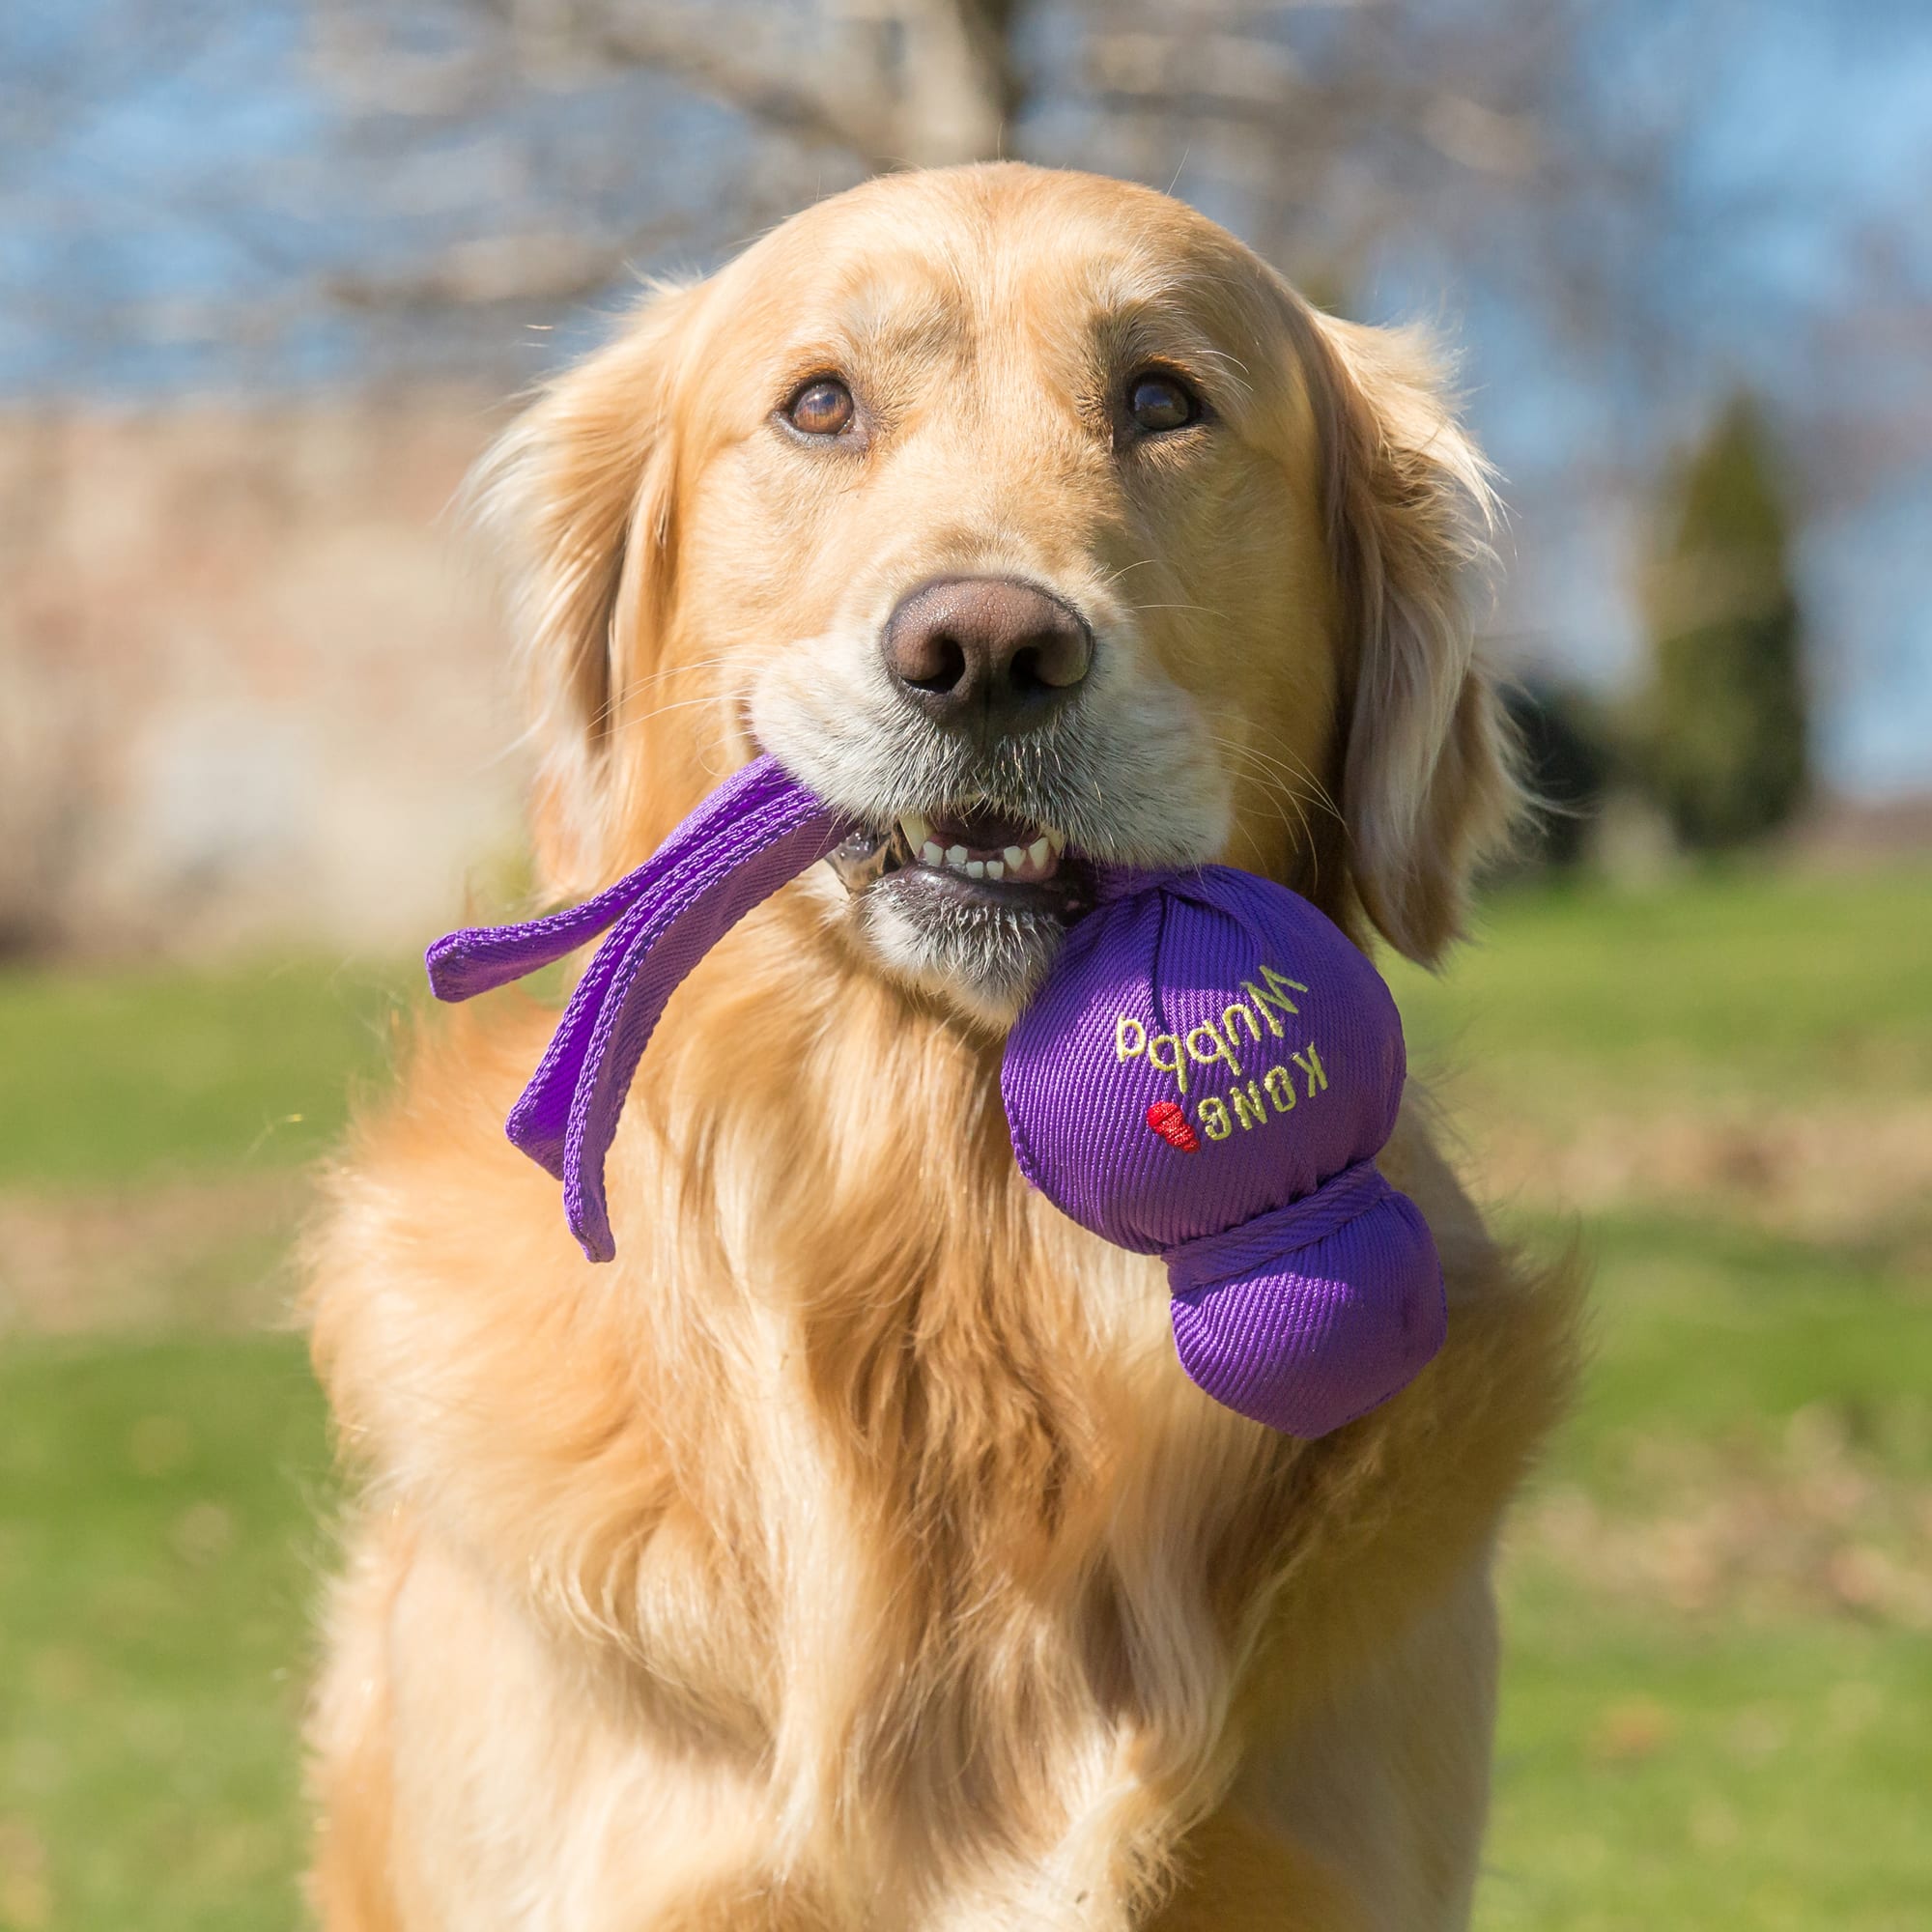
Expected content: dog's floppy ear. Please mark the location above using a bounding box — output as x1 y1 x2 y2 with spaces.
469 279 707 887
1302 312 1520 965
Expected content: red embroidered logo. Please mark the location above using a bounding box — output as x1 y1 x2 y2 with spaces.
1145 1100 1200 1152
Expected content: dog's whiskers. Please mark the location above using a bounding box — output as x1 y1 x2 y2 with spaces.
609 655 742 708
1206 734 1332 872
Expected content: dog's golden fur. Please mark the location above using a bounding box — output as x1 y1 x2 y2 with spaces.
305 164 1578 1930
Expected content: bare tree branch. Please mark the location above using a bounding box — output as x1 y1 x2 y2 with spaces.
324 214 691 307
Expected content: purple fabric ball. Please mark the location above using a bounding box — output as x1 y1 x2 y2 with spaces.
1002 867 1445 1436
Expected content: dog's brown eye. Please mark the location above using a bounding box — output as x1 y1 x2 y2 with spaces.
786 377 855 437
1127 371 1201 433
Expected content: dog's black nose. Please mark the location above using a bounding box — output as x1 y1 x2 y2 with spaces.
882 577 1093 732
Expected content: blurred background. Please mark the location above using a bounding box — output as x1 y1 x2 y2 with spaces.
1 2 1928 1926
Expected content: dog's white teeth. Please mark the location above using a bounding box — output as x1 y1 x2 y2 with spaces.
901 821 1065 881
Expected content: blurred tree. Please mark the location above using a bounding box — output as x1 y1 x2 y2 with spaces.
1640 395 1809 849
1502 680 1616 869
303 0 1599 321
305 0 1028 313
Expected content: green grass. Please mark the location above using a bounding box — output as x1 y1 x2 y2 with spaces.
1395 862 1932 1930
0 957 409 1189
1551 1209 1932 1485
1387 859 1932 1112
0 1338 332 1932
1486 1608 1932 1932
1 862 1928 1929
1478 1202 1932 1931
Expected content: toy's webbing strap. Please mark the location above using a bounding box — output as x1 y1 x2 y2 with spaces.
426 756 848 1261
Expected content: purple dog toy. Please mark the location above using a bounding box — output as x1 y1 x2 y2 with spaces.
428 755 1445 1436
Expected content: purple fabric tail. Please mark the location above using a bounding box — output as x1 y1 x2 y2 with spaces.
426 755 849 1261
427 757 813 1000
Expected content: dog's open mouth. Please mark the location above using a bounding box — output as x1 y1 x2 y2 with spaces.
823 802 1098 1011
827 804 1090 910
896 808 1067 886
823 808 1090 904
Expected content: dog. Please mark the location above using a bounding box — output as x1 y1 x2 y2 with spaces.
304 162 1577 1931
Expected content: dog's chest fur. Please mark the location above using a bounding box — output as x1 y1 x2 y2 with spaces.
309 917 1574 1925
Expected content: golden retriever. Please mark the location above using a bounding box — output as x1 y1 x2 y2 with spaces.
304 162 1577 1931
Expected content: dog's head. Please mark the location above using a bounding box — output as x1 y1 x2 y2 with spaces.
475 164 1517 1023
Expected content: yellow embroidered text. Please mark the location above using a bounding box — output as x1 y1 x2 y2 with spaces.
1238 963 1309 1037
1113 962 1310 1095
1193 1042 1331 1143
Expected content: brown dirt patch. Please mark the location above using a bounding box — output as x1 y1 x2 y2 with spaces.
1515 1405 1932 1630
1461 1098 1932 1258
0 1174 310 1336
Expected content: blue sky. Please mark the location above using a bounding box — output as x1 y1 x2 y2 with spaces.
4 0 1927 797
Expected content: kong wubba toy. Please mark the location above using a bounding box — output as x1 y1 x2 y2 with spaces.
427 755 1446 1437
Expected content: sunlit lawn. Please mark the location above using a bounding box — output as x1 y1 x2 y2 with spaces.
0 956 410 1187
0 1338 328 1932
1 862 1927 1929
0 958 399 1930
1390 863 1932 1932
